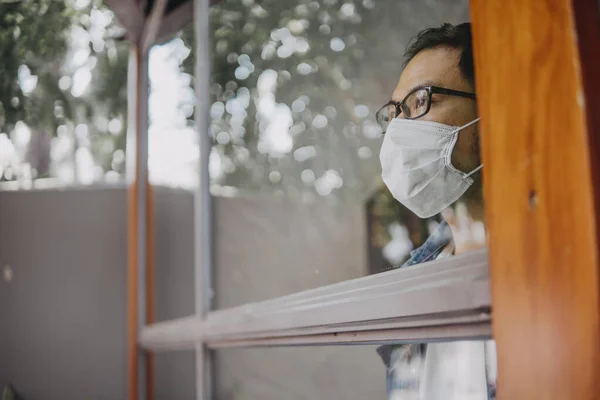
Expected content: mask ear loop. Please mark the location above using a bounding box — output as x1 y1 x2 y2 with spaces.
465 163 483 179
454 117 483 179
455 117 481 132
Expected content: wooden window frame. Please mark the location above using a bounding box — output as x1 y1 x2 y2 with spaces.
472 1 600 399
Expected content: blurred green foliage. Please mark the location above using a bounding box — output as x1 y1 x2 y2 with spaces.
0 0 72 132
0 0 129 179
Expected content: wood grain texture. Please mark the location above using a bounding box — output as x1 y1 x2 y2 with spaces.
127 46 154 400
127 173 139 400
145 184 155 400
470 0 600 399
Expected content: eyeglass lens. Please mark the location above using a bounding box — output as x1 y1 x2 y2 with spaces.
376 88 430 132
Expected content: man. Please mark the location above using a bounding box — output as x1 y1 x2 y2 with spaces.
376 23 496 399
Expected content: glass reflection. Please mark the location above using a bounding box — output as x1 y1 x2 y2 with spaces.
197 0 470 202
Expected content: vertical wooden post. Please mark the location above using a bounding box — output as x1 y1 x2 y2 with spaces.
145 182 155 400
127 43 154 400
471 0 600 399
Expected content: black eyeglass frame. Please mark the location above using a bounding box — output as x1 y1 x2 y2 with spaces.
376 85 476 131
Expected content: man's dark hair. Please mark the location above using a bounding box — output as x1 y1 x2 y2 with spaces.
404 23 475 87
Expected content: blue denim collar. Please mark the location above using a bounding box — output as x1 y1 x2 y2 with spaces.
402 220 453 267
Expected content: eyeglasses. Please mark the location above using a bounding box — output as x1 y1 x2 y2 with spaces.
375 86 476 133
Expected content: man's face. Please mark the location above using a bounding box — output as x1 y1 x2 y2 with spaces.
392 46 479 173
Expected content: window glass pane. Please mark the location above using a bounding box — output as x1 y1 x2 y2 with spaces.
198 0 485 305
197 0 494 396
215 344 496 399
0 1 128 188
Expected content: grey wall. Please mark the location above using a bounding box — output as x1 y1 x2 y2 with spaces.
0 187 376 399
214 196 368 308
153 188 196 400
216 347 385 400
0 187 197 400
0 188 129 399
0 192 9 386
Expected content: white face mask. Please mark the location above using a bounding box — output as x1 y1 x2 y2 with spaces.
379 117 482 218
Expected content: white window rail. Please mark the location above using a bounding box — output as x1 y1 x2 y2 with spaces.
140 248 491 350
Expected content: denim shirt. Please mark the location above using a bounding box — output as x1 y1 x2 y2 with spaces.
377 221 496 400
